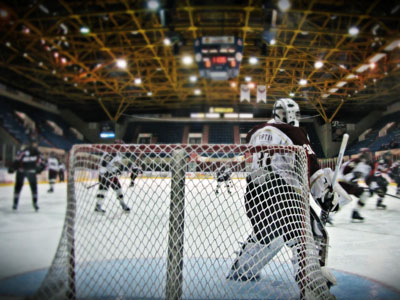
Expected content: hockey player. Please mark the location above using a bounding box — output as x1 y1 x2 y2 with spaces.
58 157 66 182
129 161 143 188
47 152 59 193
226 99 349 299
366 151 392 209
389 160 400 195
337 148 374 221
8 139 45 211
94 142 131 213
215 165 232 195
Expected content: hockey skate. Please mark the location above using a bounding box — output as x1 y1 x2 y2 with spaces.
47 188 54 193
120 202 131 212
351 210 364 222
33 203 39 212
376 199 386 209
94 204 106 213
12 203 17 210
129 181 135 187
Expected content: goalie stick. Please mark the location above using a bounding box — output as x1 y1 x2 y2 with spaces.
321 133 349 224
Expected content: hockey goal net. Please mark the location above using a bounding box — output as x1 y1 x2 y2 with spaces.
34 144 333 300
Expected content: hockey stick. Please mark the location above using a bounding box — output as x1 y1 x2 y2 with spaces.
321 133 349 224
85 182 99 189
362 187 400 200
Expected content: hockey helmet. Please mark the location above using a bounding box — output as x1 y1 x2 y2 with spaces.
382 151 393 163
359 148 373 163
272 98 300 127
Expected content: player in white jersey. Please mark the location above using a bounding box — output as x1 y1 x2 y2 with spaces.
129 161 143 188
94 141 131 213
215 165 232 195
227 99 350 298
337 148 374 221
47 152 59 193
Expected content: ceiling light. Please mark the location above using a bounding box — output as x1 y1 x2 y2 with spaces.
328 88 338 93
194 89 201 95
0 8 8 18
348 26 359 36
206 113 219 118
244 76 251 82
134 78 142 84
345 74 357 79
356 64 369 73
339 64 347 69
182 55 193 65
5 42 11 47
369 62 376 69
270 39 276 45
299 79 307 85
147 0 160 10
336 81 347 87
230 82 237 88
369 53 386 63
80 26 90 35
249 57 258 65
247 82 255 89
277 0 291 11
289 92 295 97
384 39 400 51
147 91 153 96
38 61 43 67
189 75 197 82
322 94 329 98
116 59 127 69
163 38 171 46
314 60 324 69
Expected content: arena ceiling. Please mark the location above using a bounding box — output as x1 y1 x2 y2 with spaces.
0 0 400 122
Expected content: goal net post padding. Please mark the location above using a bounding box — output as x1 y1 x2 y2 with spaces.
33 144 333 300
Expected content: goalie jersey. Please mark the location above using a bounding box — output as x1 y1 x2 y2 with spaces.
246 119 339 203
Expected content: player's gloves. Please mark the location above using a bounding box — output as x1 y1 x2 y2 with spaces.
318 188 339 212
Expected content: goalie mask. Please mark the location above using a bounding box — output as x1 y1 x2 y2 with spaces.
272 98 300 127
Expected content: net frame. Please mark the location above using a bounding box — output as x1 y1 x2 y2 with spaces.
33 143 333 300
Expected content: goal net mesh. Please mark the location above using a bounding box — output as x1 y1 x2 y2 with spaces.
33 144 332 300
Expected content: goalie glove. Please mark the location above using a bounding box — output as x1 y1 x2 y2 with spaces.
311 168 350 211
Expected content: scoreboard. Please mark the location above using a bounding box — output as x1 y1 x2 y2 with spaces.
194 36 243 80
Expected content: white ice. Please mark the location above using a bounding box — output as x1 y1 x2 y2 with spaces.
0 180 399 296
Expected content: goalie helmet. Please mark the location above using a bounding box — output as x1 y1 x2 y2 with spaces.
272 98 300 127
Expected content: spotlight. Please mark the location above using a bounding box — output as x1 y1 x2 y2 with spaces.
182 55 193 65
249 57 258 65
299 79 307 85
314 60 324 69
348 26 359 36
134 78 142 84
116 59 127 69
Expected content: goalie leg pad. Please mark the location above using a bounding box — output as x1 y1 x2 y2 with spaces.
227 235 284 281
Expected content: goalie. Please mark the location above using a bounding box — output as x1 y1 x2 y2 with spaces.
227 99 350 299
94 141 132 213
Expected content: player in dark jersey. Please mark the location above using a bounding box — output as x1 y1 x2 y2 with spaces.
227 99 350 299
389 160 400 195
215 165 232 195
129 161 143 188
8 139 45 211
366 151 392 209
